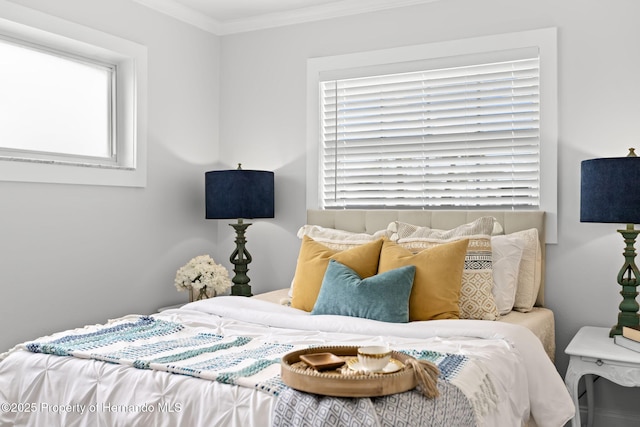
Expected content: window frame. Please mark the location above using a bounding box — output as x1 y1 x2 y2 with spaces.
0 1 148 187
306 28 558 243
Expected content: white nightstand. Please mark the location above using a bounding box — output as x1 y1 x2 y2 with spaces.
565 326 640 427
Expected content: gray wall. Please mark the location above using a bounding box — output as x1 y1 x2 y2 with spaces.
3 0 640 423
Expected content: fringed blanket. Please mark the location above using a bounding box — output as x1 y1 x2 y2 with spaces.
23 315 497 425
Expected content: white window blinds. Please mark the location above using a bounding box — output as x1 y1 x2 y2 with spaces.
320 55 540 209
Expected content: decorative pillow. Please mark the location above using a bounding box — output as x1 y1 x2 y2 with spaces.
297 224 389 251
290 236 383 312
311 260 416 323
510 228 542 312
491 234 526 315
390 218 499 321
388 216 497 241
378 238 469 321
289 225 389 298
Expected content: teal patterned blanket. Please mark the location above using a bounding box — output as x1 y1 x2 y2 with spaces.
24 315 292 396
23 315 497 424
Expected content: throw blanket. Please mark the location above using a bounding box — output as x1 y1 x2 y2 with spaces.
23 315 497 424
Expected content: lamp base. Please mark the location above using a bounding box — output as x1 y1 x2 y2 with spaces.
229 219 253 297
231 283 252 297
609 225 640 337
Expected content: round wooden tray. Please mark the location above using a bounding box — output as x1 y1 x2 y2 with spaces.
281 345 418 397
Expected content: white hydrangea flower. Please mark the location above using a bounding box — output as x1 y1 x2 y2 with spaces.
174 255 232 298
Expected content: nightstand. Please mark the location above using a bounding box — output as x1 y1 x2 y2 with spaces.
565 326 640 427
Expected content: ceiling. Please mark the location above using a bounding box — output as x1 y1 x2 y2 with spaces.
132 0 439 35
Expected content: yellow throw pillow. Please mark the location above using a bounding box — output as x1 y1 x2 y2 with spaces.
378 238 469 321
391 219 500 321
291 236 383 311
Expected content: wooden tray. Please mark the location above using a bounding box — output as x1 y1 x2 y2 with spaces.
281 345 418 397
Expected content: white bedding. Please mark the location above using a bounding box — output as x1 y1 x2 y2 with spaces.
0 296 574 426
254 288 558 361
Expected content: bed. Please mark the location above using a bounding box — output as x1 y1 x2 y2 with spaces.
0 209 574 426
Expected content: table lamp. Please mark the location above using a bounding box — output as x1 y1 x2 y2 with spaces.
205 164 274 297
580 148 640 336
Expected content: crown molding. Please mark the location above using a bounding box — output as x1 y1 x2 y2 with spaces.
219 0 441 35
133 0 221 34
133 0 442 36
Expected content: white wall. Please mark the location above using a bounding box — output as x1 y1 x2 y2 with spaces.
0 0 222 352
218 0 640 422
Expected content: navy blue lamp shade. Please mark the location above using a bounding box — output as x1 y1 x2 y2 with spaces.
205 169 274 220
580 156 640 224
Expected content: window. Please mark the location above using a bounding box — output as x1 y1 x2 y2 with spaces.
320 55 540 209
0 38 114 163
307 28 558 242
0 2 147 187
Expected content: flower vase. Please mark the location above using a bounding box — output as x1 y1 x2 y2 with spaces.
189 286 216 302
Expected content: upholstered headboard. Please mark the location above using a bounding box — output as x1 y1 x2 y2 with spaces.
306 209 546 306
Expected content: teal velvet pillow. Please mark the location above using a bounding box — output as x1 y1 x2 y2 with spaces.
311 259 416 323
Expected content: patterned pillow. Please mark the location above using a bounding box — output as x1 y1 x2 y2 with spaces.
388 216 497 240
389 217 499 321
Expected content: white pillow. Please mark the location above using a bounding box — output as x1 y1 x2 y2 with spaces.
511 228 542 312
491 234 525 315
297 224 389 250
